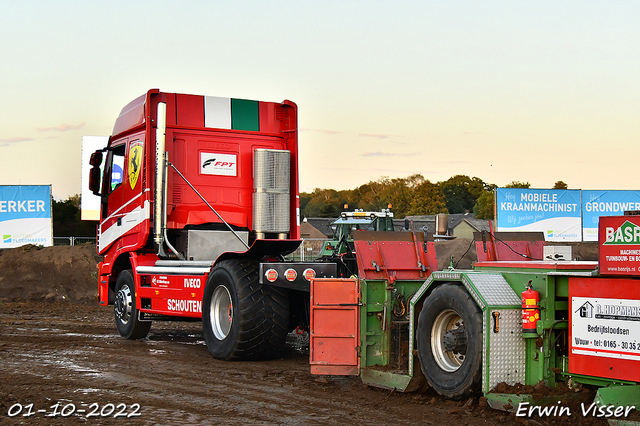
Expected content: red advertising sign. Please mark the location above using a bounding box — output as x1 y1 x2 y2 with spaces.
569 276 640 382
599 215 640 276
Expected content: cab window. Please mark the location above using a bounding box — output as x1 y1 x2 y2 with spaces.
107 144 126 193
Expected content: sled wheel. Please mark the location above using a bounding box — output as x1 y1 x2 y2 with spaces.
202 259 289 361
114 269 151 339
417 283 482 399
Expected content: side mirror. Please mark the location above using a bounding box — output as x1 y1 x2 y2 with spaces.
89 166 102 195
89 150 104 196
89 151 103 167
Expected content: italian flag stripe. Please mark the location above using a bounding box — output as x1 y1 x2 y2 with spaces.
204 96 260 131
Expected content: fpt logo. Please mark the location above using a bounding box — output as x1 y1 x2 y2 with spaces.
604 221 640 245
200 152 237 177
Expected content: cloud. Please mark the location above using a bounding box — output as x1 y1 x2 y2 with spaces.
300 127 350 135
358 133 390 139
0 137 33 143
360 151 420 157
37 122 85 132
358 133 411 145
0 137 33 147
301 129 408 143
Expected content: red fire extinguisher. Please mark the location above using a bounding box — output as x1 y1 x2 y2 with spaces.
522 280 540 337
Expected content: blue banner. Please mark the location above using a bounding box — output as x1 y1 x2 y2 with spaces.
496 188 582 241
582 190 640 241
0 185 51 221
0 185 52 247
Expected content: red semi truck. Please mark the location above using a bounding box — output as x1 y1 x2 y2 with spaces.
89 89 340 360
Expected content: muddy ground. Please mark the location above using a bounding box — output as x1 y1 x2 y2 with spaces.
0 242 620 425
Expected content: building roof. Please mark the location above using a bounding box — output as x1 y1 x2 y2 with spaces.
458 218 491 232
301 218 335 238
404 213 477 235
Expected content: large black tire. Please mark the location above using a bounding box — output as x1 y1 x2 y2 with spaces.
114 270 151 339
202 259 289 361
416 283 482 400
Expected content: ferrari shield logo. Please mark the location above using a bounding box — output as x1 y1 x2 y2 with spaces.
128 141 143 190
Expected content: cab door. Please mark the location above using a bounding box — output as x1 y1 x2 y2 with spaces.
120 136 148 250
98 134 148 254
97 142 125 253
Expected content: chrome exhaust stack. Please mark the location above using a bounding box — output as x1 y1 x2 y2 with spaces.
253 149 290 239
154 102 168 257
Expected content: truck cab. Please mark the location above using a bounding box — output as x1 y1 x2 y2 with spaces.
88 89 305 360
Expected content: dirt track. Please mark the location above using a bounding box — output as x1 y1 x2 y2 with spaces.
0 243 612 425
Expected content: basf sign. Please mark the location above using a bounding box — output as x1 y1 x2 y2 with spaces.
496 188 581 242
0 185 52 248
598 215 640 276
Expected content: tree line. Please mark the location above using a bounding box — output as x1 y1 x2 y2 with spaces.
301 175 569 220
54 175 567 235
52 195 97 237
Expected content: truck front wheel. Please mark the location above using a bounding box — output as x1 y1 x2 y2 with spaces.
416 283 482 399
114 270 151 339
202 259 289 361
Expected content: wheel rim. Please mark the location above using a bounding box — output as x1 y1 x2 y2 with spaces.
431 309 466 372
210 286 233 340
114 283 133 324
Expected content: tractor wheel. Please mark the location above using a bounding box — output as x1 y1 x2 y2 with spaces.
416 283 482 400
114 270 151 339
202 259 289 361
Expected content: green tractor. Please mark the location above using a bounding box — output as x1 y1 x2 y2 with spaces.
321 209 395 258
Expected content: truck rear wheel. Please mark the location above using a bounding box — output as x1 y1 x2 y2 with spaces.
416 283 482 400
202 259 289 361
114 270 151 339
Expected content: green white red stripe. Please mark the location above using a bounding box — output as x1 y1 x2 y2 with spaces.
205 96 260 131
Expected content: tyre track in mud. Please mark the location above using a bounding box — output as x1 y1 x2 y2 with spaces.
0 302 604 425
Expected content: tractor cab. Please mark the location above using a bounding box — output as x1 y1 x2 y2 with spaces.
321 209 394 257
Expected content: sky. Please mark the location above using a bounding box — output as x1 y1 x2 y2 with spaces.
0 1 638 200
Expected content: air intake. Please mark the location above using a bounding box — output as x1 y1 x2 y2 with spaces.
253 149 290 237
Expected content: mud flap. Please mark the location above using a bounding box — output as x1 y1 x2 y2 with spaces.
310 278 361 375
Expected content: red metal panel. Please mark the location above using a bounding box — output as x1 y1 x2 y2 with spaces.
569 276 640 382
165 131 286 230
111 93 148 137
310 278 360 375
474 260 597 270
354 232 435 281
176 94 205 128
